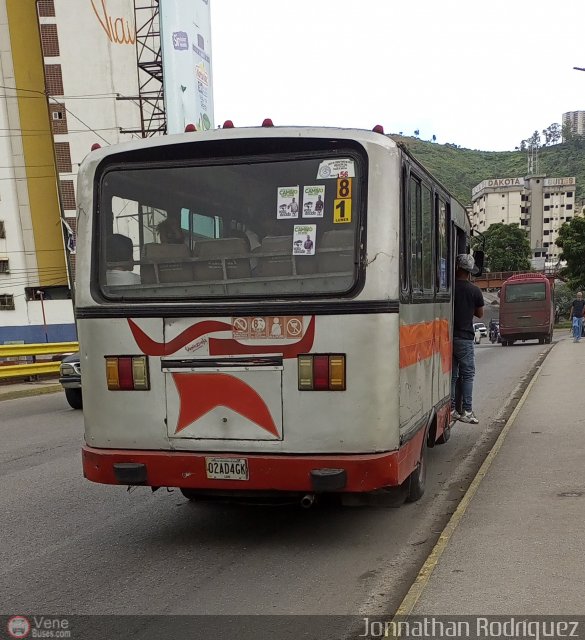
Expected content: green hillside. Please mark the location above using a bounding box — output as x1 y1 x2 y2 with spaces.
391 135 585 207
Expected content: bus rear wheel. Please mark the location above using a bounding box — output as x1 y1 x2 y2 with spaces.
180 488 199 501
405 442 427 502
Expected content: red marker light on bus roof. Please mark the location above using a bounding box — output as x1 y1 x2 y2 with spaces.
262 118 274 127
184 123 197 132
91 143 101 151
223 120 234 128
372 124 385 134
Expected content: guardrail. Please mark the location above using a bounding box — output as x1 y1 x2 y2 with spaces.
0 342 78 380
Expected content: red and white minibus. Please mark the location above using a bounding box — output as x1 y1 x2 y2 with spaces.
75 125 473 505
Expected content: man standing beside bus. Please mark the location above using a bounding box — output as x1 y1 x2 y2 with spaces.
451 254 484 424
569 291 585 343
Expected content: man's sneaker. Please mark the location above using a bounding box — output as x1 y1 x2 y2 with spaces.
459 410 479 424
450 409 461 421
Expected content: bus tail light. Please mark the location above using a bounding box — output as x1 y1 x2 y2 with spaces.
297 354 346 391
105 356 150 391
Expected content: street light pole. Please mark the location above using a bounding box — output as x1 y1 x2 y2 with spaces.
37 290 49 343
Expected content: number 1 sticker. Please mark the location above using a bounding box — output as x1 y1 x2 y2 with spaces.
334 199 352 223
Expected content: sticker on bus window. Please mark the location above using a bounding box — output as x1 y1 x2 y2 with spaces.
333 198 352 224
292 224 316 255
277 186 300 219
336 178 352 199
302 185 325 218
316 159 355 179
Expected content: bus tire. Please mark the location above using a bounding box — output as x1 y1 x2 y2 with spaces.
405 441 427 502
180 488 199 501
437 422 451 445
65 388 82 410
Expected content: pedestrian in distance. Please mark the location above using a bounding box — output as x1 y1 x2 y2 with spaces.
451 254 484 424
569 292 585 343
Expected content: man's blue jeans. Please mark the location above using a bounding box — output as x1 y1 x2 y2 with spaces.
451 337 475 412
572 317 583 341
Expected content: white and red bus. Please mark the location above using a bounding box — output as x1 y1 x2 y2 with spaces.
76 124 475 505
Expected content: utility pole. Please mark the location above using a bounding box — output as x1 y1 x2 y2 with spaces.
37 290 49 343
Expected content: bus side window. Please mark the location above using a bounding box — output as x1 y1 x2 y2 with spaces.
409 175 422 293
421 183 433 293
437 198 449 292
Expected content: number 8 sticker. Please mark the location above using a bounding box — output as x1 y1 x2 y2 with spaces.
336 178 352 199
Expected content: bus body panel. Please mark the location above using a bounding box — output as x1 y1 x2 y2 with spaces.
79 313 401 454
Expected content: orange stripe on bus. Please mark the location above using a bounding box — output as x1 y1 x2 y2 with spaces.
399 319 451 372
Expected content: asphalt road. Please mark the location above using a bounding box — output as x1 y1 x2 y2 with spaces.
0 338 552 623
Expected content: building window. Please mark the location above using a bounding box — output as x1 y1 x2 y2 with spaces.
59 180 76 209
0 258 9 273
567 204 573 210
567 192 573 198
544 218 550 223
40 24 60 57
520 220 528 226
0 294 15 310
566 216 573 221
49 104 67 134
543 242 549 247
54 142 72 172
0 220 5 239
544 206 550 211
544 230 550 235
544 193 550 199
44 64 63 95
37 0 55 17
501 194 505 198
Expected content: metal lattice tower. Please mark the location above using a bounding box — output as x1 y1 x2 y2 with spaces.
119 0 166 137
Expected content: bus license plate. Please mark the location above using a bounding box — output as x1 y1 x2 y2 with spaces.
205 457 249 481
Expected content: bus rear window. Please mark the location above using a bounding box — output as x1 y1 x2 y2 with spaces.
97 154 362 299
504 283 546 302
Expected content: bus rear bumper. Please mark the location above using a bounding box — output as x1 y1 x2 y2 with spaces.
81 443 421 493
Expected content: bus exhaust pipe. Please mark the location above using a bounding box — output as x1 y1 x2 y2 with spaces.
300 494 316 508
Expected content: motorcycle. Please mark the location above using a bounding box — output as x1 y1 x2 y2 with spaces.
489 323 500 344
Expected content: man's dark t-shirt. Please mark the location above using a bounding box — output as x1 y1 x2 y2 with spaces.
572 299 585 318
454 279 485 340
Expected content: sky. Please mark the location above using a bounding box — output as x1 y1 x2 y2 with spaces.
209 0 585 152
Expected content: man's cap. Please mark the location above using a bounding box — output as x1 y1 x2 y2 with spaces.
456 253 480 276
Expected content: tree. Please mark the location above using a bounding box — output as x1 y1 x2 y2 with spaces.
414 129 420 137
556 217 585 289
472 223 531 272
543 122 561 146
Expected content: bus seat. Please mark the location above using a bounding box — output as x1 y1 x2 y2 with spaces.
193 238 250 281
317 230 355 273
141 243 193 284
257 236 293 277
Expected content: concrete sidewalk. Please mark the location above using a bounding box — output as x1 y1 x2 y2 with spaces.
0 378 63 402
403 334 585 615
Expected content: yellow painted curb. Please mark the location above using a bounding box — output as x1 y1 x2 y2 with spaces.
0 385 63 402
394 364 544 617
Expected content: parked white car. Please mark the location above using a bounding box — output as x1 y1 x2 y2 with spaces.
473 322 488 337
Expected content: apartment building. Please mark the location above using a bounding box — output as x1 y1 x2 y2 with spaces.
0 0 141 343
562 111 585 138
471 175 577 264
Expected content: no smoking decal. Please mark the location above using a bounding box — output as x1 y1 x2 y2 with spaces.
232 316 304 340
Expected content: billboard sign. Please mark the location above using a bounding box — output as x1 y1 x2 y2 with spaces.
160 0 214 134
